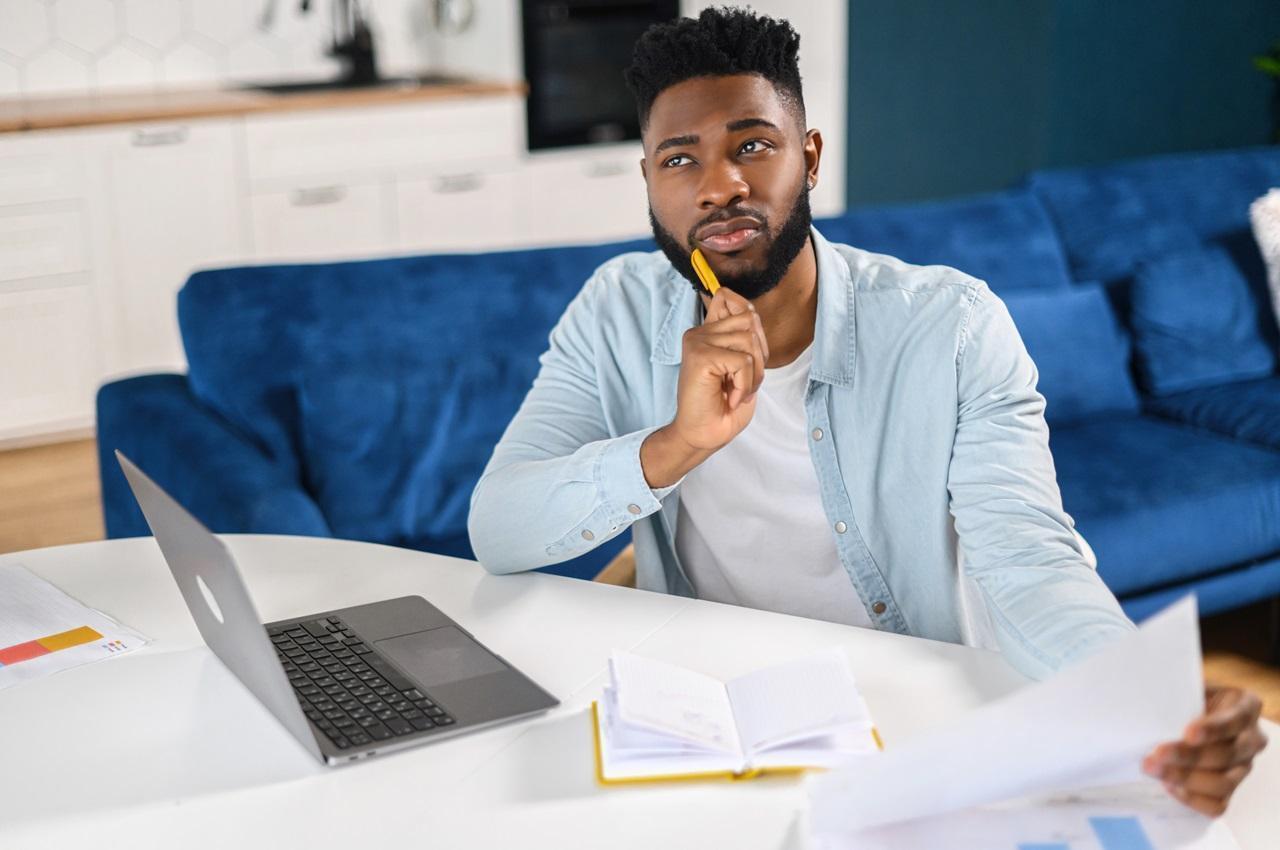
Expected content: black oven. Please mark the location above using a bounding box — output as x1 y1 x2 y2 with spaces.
522 0 681 150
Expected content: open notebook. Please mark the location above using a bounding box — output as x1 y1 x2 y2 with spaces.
592 648 882 784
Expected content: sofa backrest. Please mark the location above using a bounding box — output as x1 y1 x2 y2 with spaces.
1027 146 1280 286
815 187 1075 293
179 237 655 488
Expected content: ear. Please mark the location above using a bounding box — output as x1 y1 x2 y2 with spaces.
640 157 648 183
804 129 823 191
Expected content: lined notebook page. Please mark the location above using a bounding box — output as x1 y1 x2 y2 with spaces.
610 651 741 754
725 648 871 754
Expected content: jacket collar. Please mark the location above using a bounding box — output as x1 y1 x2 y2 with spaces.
650 226 856 388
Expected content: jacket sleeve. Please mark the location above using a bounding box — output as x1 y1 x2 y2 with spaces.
947 284 1137 680
468 268 671 574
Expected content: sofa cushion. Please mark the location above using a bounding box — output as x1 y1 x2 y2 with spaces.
1146 376 1280 452
816 188 1074 293
296 357 539 552
1050 414 1280 597
1000 285 1140 424
1028 146 1280 283
1130 246 1276 395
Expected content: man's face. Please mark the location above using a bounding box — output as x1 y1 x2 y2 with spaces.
641 74 819 300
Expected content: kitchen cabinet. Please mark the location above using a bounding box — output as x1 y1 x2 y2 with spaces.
252 178 393 261
0 131 101 442
98 119 247 376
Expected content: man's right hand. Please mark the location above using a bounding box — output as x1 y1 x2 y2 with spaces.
640 286 769 488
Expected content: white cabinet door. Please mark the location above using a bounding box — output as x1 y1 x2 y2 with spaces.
0 284 100 441
99 120 247 377
0 130 103 442
396 168 523 253
521 144 651 246
250 179 394 261
243 98 525 190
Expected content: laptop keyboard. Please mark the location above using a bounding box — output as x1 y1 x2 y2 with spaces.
267 615 455 751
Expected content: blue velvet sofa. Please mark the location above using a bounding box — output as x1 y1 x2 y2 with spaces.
98 146 1280 623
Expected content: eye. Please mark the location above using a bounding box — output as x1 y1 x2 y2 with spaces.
739 139 773 155
662 154 692 168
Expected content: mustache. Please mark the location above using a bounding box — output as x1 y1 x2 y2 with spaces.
686 205 769 246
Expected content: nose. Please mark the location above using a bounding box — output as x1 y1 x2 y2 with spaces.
696 159 749 210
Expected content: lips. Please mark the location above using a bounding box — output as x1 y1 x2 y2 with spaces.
695 216 763 253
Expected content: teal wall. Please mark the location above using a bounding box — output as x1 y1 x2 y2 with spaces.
845 0 1280 206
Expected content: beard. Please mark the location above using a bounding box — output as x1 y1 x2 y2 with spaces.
649 182 813 301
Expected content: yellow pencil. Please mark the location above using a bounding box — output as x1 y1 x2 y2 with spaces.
690 248 721 295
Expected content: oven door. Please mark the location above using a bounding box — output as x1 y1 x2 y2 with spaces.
523 0 680 150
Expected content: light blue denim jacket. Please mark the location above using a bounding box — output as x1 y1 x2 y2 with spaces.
468 227 1137 680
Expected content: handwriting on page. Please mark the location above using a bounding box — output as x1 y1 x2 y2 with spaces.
610 651 740 753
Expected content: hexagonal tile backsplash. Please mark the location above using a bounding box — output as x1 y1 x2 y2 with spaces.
0 0 509 99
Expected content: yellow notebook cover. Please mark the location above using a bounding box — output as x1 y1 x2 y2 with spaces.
590 700 884 786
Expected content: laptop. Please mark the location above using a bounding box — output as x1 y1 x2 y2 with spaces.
115 450 559 766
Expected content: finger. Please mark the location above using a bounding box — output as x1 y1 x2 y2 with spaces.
697 346 753 409
1186 689 1263 745
1155 728 1270 774
751 308 770 365
699 312 758 335
718 286 753 317
700 330 758 357
704 286 750 323
1153 740 1224 772
701 330 765 396
1172 764 1251 801
1164 781 1230 818
748 317 765 396
726 350 753 409
705 289 729 323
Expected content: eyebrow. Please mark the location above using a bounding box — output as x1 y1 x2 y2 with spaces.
652 117 783 154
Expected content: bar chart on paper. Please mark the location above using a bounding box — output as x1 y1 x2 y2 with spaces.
816 784 1241 850
0 563 148 688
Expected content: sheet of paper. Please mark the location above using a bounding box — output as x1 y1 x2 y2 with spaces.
807 595 1204 834
726 647 872 753
811 781 1240 850
0 563 150 690
609 650 740 754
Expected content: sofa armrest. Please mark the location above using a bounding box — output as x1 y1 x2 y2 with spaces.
96 374 331 540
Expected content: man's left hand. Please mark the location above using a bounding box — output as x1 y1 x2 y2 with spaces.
1142 685 1268 816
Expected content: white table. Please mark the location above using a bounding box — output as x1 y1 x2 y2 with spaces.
0 536 1275 849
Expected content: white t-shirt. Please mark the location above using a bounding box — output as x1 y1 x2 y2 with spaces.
674 341 874 628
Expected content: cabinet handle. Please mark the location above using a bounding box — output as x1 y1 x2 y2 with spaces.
585 161 628 179
432 172 483 194
289 185 347 206
131 126 189 147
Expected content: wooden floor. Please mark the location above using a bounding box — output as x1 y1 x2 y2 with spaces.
2 437 1279 723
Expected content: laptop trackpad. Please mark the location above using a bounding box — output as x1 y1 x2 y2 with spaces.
374 626 507 688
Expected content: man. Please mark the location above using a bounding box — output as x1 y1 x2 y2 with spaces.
469 7 1266 815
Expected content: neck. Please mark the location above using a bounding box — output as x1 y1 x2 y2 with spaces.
700 235 818 368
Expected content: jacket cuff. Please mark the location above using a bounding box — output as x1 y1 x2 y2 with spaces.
544 426 680 560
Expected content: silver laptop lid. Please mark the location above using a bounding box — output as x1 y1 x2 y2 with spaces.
115 450 323 762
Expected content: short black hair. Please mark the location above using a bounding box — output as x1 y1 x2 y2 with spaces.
623 6 804 131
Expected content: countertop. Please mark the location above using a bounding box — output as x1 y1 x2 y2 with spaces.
0 78 527 134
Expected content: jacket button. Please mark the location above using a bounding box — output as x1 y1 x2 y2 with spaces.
872 601 887 615
812 428 823 441
834 521 847 534
627 503 642 515
581 529 595 541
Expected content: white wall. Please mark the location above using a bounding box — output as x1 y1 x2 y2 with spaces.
0 0 522 98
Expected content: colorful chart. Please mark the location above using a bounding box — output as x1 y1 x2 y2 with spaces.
0 625 103 667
